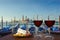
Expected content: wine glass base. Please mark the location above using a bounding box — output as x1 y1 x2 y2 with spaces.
34 33 45 40
45 35 54 40
34 35 43 40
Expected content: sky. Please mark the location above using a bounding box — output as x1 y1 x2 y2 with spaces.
0 0 60 21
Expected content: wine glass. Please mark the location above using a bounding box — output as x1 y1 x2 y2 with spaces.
33 20 43 40
44 20 55 40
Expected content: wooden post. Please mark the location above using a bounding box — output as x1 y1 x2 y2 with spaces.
59 16 60 28
33 16 34 20
37 14 38 20
14 17 16 26
48 16 49 20
1 16 3 29
11 18 12 23
6 21 8 26
19 19 20 24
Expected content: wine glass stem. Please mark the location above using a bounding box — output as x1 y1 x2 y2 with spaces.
48 28 50 35
35 27 38 35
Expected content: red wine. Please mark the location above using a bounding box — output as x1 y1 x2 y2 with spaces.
33 20 43 27
45 20 55 28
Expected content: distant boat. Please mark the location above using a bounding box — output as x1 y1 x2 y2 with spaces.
20 24 26 30
38 27 44 32
0 25 12 36
0 23 20 36
12 23 20 33
50 27 59 31
29 27 35 34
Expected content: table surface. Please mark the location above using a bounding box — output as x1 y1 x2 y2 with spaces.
0 34 60 40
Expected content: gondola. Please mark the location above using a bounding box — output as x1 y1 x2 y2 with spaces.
0 26 12 36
